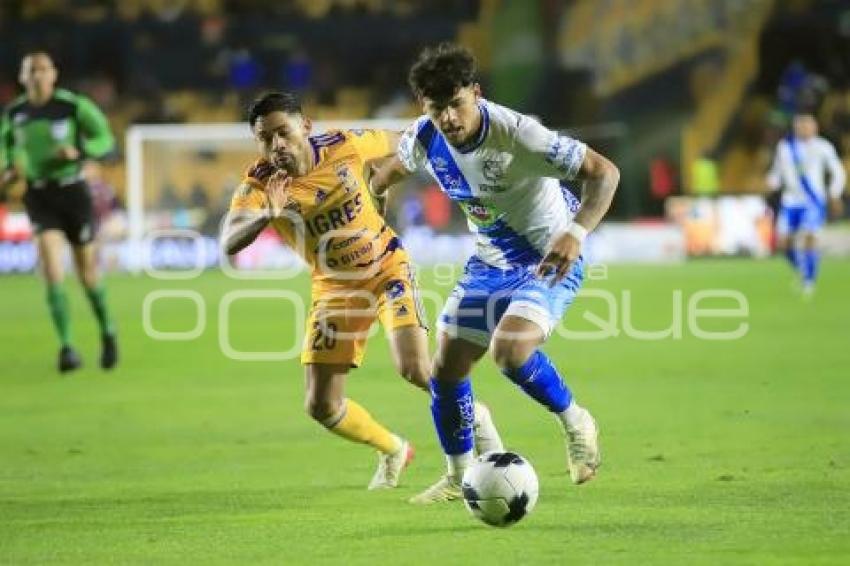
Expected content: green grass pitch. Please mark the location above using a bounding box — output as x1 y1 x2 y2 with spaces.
1 259 848 564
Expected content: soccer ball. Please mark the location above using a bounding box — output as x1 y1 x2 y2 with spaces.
461 451 539 527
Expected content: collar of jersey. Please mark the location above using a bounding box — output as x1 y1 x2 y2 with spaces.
454 102 490 154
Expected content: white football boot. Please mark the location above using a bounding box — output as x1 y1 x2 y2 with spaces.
408 474 463 504
368 438 414 490
563 406 600 484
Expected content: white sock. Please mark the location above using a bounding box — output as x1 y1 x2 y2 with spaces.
447 451 473 481
557 401 584 430
390 434 404 456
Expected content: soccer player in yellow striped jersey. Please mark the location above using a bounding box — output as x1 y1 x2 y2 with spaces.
221 92 503 491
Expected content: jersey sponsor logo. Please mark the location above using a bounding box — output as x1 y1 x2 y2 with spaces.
315 189 328 204
432 156 449 173
50 119 70 141
305 192 364 237
325 240 374 268
461 199 500 227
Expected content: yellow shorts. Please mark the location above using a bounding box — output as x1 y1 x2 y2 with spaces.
301 259 428 367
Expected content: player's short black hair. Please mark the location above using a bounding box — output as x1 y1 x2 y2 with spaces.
408 42 477 101
248 91 303 128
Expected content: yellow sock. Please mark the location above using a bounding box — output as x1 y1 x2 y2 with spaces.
323 399 401 455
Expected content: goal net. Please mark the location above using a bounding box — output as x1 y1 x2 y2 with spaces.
124 120 475 274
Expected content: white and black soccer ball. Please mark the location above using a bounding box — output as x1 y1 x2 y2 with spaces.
461 451 539 527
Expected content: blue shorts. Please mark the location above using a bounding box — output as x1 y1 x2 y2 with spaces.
776 204 824 235
437 255 585 348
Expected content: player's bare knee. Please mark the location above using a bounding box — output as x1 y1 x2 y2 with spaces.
491 337 534 371
431 353 469 383
80 270 99 289
803 233 817 249
399 358 430 389
304 396 342 423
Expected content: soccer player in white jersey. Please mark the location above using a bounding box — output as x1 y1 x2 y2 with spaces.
369 43 620 503
767 112 845 297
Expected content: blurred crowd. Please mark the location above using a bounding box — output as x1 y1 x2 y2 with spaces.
2 0 849 237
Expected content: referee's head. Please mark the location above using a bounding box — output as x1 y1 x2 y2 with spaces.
19 51 57 104
792 112 818 140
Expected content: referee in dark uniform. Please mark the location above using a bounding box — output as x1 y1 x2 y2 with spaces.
0 52 118 373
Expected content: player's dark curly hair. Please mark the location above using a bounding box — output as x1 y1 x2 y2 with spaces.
408 43 477 101
248 91 303 127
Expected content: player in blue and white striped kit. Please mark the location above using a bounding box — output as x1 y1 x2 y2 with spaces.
370 44 620 503
767 113 845 297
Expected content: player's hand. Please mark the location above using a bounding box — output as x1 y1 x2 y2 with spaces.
536 230 582 287
266 169 292 218
56 146 81 161
829 198 844 219
366 164 388 216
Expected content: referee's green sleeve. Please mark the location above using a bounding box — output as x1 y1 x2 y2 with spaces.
76 96 115 159
0 110 11 170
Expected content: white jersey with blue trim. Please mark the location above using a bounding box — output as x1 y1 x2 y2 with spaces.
398 99 587 269
767 136 846 208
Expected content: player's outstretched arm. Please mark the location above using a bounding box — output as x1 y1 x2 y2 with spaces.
0 110 17 192
572 147 620 232
367 155 411 215
221 170 292 255
824 141 847 218
76 95 116 159
221 208 269 256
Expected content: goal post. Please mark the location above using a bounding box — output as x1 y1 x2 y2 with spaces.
125 119 413 273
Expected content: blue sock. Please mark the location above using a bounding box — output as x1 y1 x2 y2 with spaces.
785 247 801 274
430 378 475 455
502 350 572 413
802 249 819 285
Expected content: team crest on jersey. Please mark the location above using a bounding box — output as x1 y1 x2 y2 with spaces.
385 280 405 300
50 119 70 141
482 156 507 183
13 113 27 125
334 163 359 194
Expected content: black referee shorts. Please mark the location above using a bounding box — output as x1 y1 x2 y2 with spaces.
23 181 95 246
